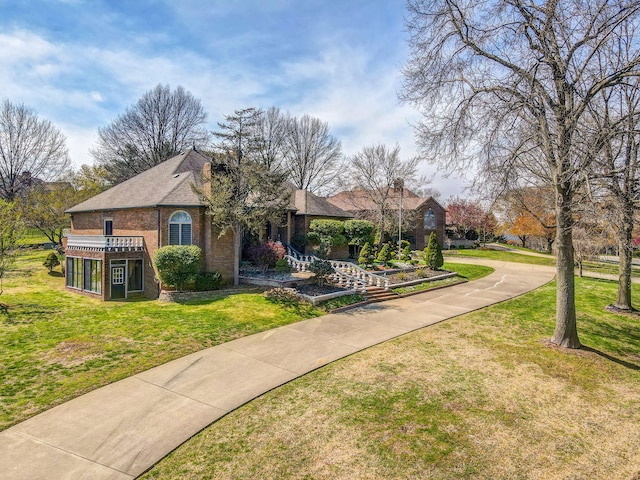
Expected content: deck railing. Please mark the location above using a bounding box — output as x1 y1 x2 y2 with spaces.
66 235 145 252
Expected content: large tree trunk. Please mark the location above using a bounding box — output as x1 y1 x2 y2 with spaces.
615 206 634 310
232 223 243 286
551 190 581 348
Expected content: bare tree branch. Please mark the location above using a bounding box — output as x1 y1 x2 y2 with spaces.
0 100 70 201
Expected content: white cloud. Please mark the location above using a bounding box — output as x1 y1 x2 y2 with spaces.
90 91 104 103
57 123 99 169
0 24 470 197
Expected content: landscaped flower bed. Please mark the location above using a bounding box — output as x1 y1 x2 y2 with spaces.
382 267 442 283
295 284 357 305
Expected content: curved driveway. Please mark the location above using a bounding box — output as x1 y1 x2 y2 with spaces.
1 259 556 480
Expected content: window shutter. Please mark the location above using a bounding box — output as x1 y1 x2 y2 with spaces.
181 224 192 245
169 224 180 245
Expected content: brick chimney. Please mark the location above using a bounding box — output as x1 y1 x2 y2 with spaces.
202 162 212 198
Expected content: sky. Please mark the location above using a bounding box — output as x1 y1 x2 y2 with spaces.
0 0 468 199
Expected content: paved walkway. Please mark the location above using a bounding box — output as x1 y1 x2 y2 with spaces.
1 260 556 480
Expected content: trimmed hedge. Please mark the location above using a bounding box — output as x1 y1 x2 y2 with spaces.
153 245 202 291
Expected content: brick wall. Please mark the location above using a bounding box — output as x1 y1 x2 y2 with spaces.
209 226 235 282
69 205 236 297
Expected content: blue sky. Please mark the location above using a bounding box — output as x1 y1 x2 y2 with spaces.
0 0 466 197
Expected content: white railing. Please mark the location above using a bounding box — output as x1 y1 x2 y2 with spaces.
285 254 367 293
66 235 144 251
284 245 316 263
284 244 389 290
284 254 311 272
328 260 390 290
330 269 368 293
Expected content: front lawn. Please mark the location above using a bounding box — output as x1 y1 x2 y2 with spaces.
0 250 323 430
143 276 640 480
392 262 494 295
445 248 557 266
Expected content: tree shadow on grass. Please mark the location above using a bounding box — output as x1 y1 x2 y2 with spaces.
47 271 64 278
580 345 640 371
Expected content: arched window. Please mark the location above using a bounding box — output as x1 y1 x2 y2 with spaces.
169 211 192 245
423 209 436 230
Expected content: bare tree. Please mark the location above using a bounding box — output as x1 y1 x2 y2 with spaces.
91 84 210 184
282 114 342 194
587 25 640 311
402 0 640 348
340 144 422 247
0 100 70 201
573 210 613 278
251 107 287 171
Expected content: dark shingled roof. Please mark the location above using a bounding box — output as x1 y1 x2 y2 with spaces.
290 187 352 218
66 149 210 213
326 188 444 212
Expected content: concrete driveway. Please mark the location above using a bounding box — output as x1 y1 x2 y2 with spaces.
0 259 555 480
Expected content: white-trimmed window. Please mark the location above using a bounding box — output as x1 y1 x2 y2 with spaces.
169 211 192 245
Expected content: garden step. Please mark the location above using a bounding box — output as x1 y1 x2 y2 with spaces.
364 287 398 303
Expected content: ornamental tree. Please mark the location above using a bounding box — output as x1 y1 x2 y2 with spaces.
424 232 443 270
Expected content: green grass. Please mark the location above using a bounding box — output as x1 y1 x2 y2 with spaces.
318 293 366 310
581 260 640 278
392 262 494 295
445 247 640 278
501 244 553 254
444 248 557 266
442 262 494 281
18 228 56 246
143 276 640 480
0 250 323 430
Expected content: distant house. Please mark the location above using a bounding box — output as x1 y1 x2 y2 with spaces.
63 149 352 300
325 187 446 249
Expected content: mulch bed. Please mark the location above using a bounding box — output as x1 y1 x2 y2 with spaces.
604 304 640 317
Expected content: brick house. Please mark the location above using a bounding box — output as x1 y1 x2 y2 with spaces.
63 149 353 300
64 149 236 300
325 187 446 249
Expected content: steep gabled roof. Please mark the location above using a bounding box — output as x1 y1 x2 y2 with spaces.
66 149 210 213
292 188 352 218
